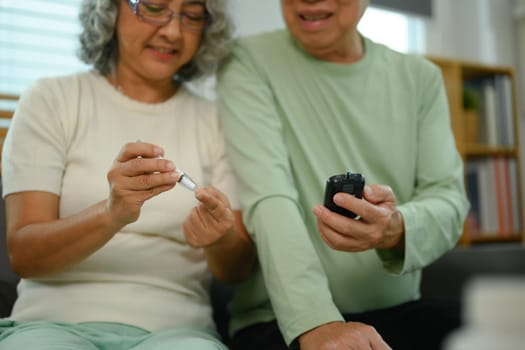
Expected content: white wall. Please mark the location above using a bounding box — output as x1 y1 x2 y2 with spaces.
425 0 516 67
228 0 284 37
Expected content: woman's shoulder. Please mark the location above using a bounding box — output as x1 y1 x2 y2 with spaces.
179 84 217 113
177 86 221 135
23 70 99 99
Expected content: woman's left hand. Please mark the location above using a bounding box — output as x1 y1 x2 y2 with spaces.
183 186 235 248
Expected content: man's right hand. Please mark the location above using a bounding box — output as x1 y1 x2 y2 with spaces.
298 321 392 350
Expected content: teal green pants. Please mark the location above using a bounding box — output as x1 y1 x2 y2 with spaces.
0 320 229 350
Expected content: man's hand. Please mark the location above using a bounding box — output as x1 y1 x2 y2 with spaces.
312 184 405 252
299 321 392 350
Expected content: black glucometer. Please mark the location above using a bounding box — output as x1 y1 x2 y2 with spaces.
324 172 365 218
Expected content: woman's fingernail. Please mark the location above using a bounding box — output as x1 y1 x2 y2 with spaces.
153 147 163 156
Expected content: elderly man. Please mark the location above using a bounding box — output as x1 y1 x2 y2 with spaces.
218 0 469 349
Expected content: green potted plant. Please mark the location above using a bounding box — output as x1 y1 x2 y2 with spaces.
463 87 480 144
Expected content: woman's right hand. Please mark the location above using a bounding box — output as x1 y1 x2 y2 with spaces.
105 141 179 229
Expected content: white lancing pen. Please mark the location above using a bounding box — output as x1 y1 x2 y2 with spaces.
176 169 198 192
136 139 198 192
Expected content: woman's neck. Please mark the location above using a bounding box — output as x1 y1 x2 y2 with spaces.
107 70 179 103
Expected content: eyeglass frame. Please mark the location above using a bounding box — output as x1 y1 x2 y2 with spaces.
126 0 211 32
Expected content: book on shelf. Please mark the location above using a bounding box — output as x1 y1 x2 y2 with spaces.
465 157 521 238
494 74 515 147
466 162 481 236
509 160 521 233
463 74 515 147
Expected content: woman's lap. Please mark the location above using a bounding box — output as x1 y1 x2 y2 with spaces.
0 321 99 350
0 320 227 350
130 328 229 350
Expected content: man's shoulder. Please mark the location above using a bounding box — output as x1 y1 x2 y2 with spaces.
222 29 292 75
234 29 289 53
366 37 440 76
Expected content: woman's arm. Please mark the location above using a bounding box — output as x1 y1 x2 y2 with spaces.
6 142 178 278
6 191 117 278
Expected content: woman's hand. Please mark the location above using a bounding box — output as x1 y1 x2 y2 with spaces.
183 186 235 248
106 141 178 230
183 186 255 282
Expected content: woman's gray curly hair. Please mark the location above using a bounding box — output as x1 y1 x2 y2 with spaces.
78 0 232 82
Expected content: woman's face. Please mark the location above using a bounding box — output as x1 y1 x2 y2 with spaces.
280 0 368 60
115 0 205 84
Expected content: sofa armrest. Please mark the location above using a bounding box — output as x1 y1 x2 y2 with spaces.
421 243 525 303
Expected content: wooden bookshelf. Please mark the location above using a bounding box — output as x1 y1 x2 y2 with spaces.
428 57 524 245
0 94 17 118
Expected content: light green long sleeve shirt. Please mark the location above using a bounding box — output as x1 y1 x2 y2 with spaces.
218 30 469 345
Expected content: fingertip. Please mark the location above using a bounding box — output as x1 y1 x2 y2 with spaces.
153 146 164 157
194 188 204 199
194 188 213 204
312 205 323 217
165 161 175 171
333 192 344 204
364 185 373 197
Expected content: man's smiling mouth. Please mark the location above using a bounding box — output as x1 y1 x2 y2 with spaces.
300 13 332 21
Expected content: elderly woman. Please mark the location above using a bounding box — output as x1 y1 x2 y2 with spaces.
0 0 254 349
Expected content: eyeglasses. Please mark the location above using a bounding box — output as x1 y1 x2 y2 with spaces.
126 0 210 32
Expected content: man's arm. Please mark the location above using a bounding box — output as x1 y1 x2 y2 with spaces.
218 44 344 345
380 62 470 273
